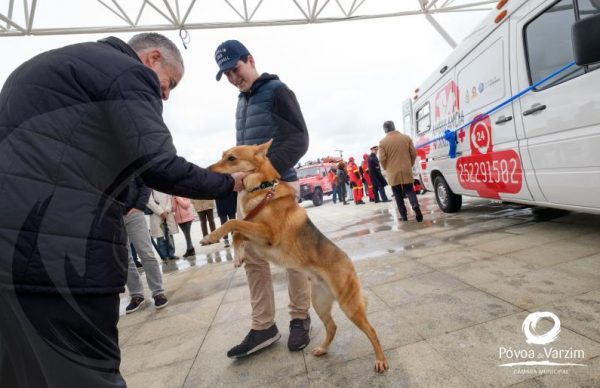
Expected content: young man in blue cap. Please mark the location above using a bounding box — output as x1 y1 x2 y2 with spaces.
215 40 312 358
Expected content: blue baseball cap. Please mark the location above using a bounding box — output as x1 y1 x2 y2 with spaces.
215 40 250 81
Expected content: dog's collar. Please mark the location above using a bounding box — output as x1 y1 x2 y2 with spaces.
244 185 277 221
248 179 278 193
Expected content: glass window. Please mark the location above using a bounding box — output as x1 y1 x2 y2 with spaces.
525 0 584 89
416 103 431 134
296 166 319 178
578 0 600 18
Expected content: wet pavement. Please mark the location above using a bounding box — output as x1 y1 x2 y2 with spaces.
118 190 600 387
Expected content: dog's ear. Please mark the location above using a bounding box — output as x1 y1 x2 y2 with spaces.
256 139 273 157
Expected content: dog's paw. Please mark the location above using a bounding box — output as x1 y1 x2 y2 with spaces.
200 233 219 246
374 358 389 373
311 347 328 357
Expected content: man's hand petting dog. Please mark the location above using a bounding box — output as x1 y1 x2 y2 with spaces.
231 171 249 192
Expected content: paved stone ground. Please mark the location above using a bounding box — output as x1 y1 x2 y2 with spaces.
118 190 600 388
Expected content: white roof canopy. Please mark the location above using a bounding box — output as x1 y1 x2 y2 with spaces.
0 0 497 47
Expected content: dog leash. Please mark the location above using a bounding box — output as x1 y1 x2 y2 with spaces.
244 182 278 221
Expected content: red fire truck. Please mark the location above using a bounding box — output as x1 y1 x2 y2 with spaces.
296 158 338 206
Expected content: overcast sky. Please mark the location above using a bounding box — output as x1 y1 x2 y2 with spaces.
0 5 490 167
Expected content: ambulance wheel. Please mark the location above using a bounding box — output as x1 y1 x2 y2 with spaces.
434 176 462 213
312 187 323 206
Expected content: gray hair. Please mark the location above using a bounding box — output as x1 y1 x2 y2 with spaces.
128 33 184 71
383 120 395 133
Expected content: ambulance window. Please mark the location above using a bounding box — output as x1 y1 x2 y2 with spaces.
577 1 600 71
416 103 431 134
578 0 600 18
525 0 584 89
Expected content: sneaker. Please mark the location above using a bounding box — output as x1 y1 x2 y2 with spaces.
125 296 145 314
224 239 230 248
168 256 179 261
227 324 281 359
288 315 311 351
399 212 408 221
415 207 423 222
154 293 168 309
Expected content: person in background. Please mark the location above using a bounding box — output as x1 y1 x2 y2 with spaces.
215 39 311 358
328 166 338 204
216 192 237 247
378 120 423 222
123 178 168 314
336 161 349 205
0 32 246 387
172 196 196 258
192 199 216 241
360 154 375 202
347 157 365 205
148 190 179 260
368 146 391 203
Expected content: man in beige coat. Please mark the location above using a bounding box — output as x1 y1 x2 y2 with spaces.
378 120 423 222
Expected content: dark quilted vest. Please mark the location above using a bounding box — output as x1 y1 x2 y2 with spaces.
235 79 297 181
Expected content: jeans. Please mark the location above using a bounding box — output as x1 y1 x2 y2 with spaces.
156 235 176 259
124 211 164 298
331 184 338 203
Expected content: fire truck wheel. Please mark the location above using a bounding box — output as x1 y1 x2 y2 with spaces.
312 187 323 206
434 176 462 213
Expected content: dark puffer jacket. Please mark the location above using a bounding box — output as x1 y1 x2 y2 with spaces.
236 73 309 182
0 37 234 294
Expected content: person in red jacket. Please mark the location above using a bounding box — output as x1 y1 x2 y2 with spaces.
360 154 375 202
347 157 365 204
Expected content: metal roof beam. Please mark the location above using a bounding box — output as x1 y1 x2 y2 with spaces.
0 0 496 37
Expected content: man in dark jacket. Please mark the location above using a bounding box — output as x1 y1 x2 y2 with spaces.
0 33 246 387
215 40 311 358
368 146 391 203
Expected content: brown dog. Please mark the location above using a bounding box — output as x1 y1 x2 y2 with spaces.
201 139 389 373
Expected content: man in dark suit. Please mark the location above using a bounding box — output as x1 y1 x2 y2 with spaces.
368 146 391 203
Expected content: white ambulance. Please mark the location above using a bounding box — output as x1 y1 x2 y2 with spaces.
405 0 600 214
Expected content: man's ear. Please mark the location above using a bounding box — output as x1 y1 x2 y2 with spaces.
142 49 162 67
256 139 273 157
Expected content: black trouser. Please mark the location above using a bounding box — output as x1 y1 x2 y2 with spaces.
198 210 216 237
391 183 420 218
373 183 389 202
178 221 194 251
0 291 125 388
218 211 236 241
